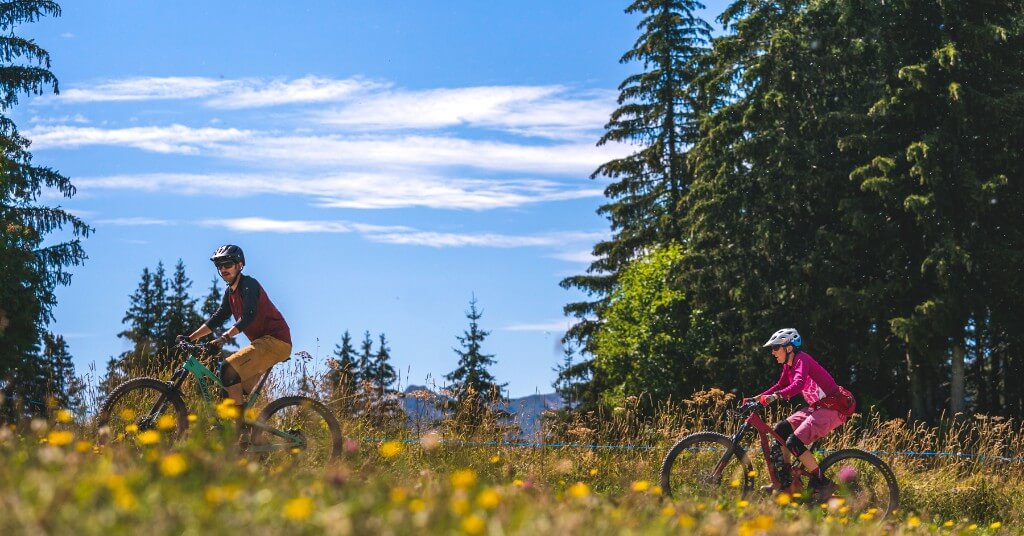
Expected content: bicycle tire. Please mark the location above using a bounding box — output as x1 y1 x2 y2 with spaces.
254 396 343 466
818 448 900 517
660 431 753 499
96 377 189 444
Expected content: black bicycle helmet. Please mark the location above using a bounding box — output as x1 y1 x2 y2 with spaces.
210 244 245 265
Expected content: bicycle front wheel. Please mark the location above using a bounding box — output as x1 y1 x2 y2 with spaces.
660 432 753 500
252 396 343 468
818 448 900 518
96 377 189 445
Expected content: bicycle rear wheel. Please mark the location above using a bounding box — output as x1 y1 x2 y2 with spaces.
660 432 753 500
96 377 189 445
252 396 343 468
818 448 900 518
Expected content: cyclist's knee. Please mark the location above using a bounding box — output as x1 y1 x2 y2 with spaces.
219 361 242 387
785 434 807 456
774 420 794 438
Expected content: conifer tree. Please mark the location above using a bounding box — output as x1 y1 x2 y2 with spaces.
164 259 201 352
41 332 84 413
367 333 397 397
356 331 373 387
560 0 711 350
327 330 358 399
200 277 223 320
446 296 505 405
0 1 89 416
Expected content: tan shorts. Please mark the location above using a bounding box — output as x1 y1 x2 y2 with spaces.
226 335 291 393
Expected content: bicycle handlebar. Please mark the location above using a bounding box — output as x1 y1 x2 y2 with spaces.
728 399 763 417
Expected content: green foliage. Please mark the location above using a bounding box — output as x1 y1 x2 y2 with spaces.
0 0 89 417
446 296 505 413
560 0 712 352
592 245 713 410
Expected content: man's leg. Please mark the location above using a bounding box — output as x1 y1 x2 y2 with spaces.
219 361 245 406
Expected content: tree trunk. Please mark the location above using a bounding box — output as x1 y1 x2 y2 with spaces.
950 340 966 416
905 348 927 420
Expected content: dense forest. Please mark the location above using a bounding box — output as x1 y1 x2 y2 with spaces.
559 0 1024 421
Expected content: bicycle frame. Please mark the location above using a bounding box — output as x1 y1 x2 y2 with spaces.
142 349 303 448
718 406 812 493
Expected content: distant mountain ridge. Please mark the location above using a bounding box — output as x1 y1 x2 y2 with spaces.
398 385 564 438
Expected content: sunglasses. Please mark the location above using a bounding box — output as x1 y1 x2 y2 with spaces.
770 345 783 351
215 261 237 270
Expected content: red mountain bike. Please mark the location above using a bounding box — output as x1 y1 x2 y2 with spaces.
660 399 899 517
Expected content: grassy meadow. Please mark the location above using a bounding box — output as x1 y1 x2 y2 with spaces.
1 364 1021 535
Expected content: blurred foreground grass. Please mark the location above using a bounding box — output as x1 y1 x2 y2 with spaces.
1 386 1020 534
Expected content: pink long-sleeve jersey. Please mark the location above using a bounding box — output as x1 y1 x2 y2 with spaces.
758 351 840 405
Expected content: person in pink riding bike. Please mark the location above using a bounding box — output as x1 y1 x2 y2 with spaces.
748 328 856 500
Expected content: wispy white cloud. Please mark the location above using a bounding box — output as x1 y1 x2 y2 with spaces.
60 32 75 39
200 217 604 250
314 86 614 139
202 217 408 235
502 319 580 332
366 230 604 248
28 124 251 154
47 75 383 108
30 125 625 175
54 77 235 103
205 76 384 109
548 249 598 264
42 76 613 140
96 217 173 226
72 172 603 210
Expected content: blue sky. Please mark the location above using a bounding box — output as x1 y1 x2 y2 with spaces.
17 0 730 397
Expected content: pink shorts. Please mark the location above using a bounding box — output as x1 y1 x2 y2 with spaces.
787 406 845 445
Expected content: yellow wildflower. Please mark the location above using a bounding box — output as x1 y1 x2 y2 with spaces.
75 440 92 453
46 430 74 446
390 487 408 503
631 480 650 492
408 498 426 513
990 522 1002 529
187 414 198 423
489 455 501 464
461 515 485 535
678 514 696 528
907 516 921 528
216 401 239 420
156 414 177 430
730 479 740 488
512 479 524 487
450 496 470 515
282 497 314 521
649 485 662 496
118 408 137 422
451 469 477 489
55 409 74 423
378 440 403 458
737 500 749 508
125 423 139 433
589 468 599 476
567 482 590 499
160 453 187 477
944 520 955 527
476 488 500 510
776 493 792 506
136 430 160 445
661 506 675 517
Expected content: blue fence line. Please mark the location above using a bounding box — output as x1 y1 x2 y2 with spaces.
365 437 1024 463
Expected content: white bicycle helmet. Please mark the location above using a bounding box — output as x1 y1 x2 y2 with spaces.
763 328 802 348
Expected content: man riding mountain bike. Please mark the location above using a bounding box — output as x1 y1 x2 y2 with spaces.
744 328 856 501
180 245 292 410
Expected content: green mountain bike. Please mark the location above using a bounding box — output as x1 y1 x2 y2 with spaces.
96 340 343 465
